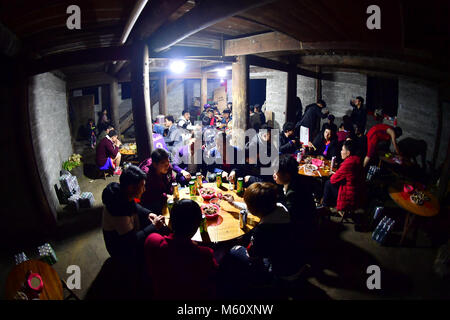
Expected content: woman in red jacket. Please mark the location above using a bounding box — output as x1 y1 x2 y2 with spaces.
322 140 366 211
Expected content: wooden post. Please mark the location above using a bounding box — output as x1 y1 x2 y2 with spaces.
201 71 208 109
231 55 249 149
131 42 154 161
159 72 167 115
110 79 120 136
286 59 297 123
315 65 322 101
183 79 188 110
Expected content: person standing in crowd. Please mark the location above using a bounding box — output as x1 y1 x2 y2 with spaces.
164 115 182 153
139 148 176 214
201 108 216 127
144 199 218 300
363 123 402 167
308 127 339 160
97 109 111 132
254 104 266 125
96 129 122 175
249 105 262 131
297 99 329 142
177 109 196 131
294 96 303 124
173 132 206 186
279 122 299 154
219 109 232 129
322 140 366 211
321 114 338 134
87 118 97 149
350 96 367 133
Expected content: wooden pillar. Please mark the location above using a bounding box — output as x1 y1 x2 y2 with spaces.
315 65 322 101
159 72 167 115
231 55 249 149
110 79 120 135
183 79 188 110
201 71 208 109
438 139 450 203
131 42 154 161
286 59 297 123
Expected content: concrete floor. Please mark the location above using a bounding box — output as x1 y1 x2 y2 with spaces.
1 141 448 300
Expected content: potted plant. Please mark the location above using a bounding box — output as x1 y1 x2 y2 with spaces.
63 154 82 177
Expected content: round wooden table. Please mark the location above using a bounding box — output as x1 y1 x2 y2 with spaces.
119 143 137 155
298 158 333 178
163 183 260 243
5 260 63 300
388 182 440 245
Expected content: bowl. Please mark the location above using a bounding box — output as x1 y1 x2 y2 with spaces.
403 184 414 194
201 204 220 219
199 187 216 201
209 197 221 206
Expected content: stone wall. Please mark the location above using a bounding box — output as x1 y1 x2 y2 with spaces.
29 72 73 218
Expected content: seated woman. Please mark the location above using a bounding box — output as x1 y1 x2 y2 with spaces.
144 199 218 300
207 131 244 184
139 148 177 215
172 131 206 186
308 127 339 160
273 154 316 231
322 140 366 211
222 183 301 280
102 165 167 265
96 130 122 175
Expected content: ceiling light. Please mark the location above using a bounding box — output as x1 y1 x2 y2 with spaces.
217 69 227 77
169 60 186 73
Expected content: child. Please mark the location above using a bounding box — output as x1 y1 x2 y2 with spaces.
87 119 96 149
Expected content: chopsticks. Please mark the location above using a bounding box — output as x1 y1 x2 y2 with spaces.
316 169 322 177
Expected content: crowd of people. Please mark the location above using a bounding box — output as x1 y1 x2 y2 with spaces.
95 95 407 299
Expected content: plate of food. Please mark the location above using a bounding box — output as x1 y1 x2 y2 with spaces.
201 203 220 219
303 164 318 175
199 187 216 201
409 190 430 206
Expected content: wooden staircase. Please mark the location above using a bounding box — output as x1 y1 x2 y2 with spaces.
119 79 184 133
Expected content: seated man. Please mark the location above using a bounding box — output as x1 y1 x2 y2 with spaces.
207 131 243 184
177 109 196 131
322 140 366 211
321 114 338 134
218 109 232 129
96 129 122 175
98 124 114 142
172 132 207 186
201 108 216 127
222 183 301 281
308 127 339 160
102 165 167 264
139 148 177 214
144 199 218 300
364 124 402 167
279 122 299 154
164 115 182 153
273 154 316 231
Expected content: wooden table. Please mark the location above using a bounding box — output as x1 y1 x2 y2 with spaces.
163 183 260 243
298 158 333 178
119 143 137 155
388 182 440 245
5 260 63 300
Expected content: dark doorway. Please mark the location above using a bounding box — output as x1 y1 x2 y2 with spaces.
366 76 399 117
249 79 266 106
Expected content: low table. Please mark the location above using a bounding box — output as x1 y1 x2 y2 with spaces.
298 158 333 178
388 182 440 245
5 260 63 300
163 183 260 243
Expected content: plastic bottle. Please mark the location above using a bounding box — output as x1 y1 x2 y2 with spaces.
372 216 388 240
375 218 392 243
379 220 395 244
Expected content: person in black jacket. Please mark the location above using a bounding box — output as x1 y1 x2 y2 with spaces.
308 127 339 160
279 122 299 154
102 165 168 265
350 96 367 133
294 96 303 124
297 99 329 142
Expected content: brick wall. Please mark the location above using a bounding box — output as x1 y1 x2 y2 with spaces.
29 72 73 218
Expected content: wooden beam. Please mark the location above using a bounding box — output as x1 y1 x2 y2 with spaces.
201 72 208 108
29 46 133 76
67 72 116 90
131 42 153 161
247 55 319 79
201 63 232 73
159 73 168 115
110 79 120 135
286 59 297 123
224 32 301 56
231 55 249 149
315 65 322 101
147 0 275 52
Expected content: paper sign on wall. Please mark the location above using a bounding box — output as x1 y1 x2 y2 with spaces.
300 126 309 145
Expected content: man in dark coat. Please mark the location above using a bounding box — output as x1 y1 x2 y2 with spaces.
350 96 367 133
296 99 329 142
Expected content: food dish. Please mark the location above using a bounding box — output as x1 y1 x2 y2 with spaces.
409 190 430 206
201 204 220 219
199 188 216 200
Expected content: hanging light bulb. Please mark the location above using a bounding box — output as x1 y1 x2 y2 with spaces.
169 60 186 73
